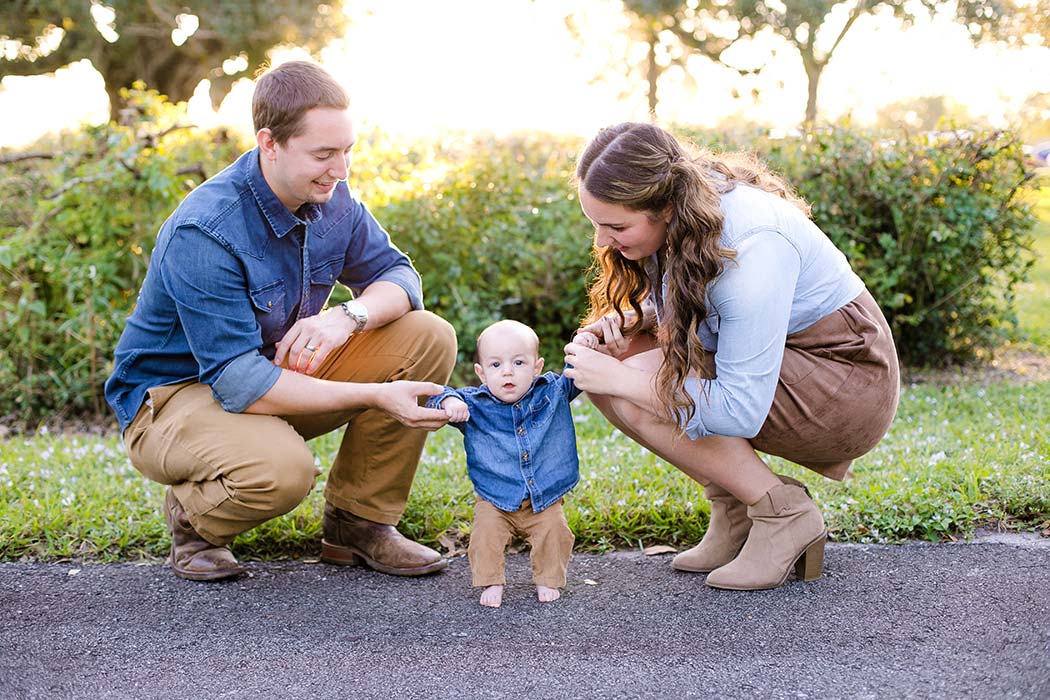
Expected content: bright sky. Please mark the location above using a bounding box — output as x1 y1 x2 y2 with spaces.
1 0 1048 148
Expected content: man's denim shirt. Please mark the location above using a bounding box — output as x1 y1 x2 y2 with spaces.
104 148 422 433
427 372 582 513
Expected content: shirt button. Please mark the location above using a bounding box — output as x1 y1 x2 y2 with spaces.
528 479 535 486
522 451 529 460
515 402 521 409
517 426 524 436
267 301 273 308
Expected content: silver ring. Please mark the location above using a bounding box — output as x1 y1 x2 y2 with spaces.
305 344 318 352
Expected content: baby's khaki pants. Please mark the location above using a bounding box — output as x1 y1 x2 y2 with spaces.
468 497 574 589
122 310 456 546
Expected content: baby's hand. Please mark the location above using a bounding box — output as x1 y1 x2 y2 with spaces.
573 330 600 350
441 396 470 423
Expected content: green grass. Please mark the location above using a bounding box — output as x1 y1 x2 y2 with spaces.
2 379 1048 561
4 182 1050 562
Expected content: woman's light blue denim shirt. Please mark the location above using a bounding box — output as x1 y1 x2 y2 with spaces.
655 183 865 441
428 372 582 513
104 148 422 432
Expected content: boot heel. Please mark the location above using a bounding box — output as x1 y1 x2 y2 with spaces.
794 533 826 582
320 539 362 566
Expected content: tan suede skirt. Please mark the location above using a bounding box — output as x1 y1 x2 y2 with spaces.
749 289 900 480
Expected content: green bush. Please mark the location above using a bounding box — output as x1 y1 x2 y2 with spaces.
0 88 247 424
680 125 1039 365
350 131 592 380
0 111 1039 426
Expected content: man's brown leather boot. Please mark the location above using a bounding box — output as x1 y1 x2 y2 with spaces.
321 503 447 576
164 488 246 582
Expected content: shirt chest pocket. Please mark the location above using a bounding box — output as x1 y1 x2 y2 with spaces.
307 255 343 316
249 279 287 346
529 395 556 430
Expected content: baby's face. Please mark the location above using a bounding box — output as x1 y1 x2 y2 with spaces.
474 329 544 404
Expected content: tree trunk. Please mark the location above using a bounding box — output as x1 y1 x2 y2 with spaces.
646 32 659 121
801 54 824 128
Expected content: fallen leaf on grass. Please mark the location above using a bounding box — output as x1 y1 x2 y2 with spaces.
642 545 677 556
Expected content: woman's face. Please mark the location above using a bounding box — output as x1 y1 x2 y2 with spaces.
578 186 670 261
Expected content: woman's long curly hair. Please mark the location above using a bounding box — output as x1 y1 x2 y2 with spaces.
575 122 810 428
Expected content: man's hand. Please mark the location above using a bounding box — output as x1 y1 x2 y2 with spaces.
439 396 470 423
273 309 355 374
374 381 452 431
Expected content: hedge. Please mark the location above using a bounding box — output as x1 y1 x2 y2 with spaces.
0 94 1038 425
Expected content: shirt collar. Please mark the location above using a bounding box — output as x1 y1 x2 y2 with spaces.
245 147 322 239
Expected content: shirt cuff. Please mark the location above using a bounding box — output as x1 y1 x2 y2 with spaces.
425 386 460 410
210 350 282 413
375 264 424 311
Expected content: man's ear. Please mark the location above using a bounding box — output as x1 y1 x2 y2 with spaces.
534 357 545 375
474 363 485 384
257 128 278 161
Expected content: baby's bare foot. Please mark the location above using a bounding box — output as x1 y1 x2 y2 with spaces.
537 585 560 603
480 585 504 608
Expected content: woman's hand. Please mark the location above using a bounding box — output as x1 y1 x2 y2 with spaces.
576 313 634 358
563 341 626 395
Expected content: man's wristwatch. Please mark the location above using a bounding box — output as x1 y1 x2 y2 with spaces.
340 300 369 334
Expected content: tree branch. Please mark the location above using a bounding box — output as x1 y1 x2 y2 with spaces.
0 152 55 165
43 174 106 200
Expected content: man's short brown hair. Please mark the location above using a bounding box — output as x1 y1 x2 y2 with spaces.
252 61 350 145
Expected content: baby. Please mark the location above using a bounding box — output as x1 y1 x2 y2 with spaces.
429 320 597 607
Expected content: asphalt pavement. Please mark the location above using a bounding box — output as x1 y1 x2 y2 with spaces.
1 533 1048 700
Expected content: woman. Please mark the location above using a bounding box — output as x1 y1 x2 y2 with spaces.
563 122 899 590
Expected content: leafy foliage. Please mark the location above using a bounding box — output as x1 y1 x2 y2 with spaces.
0 88 247 424
350 131 592 380
679 124 1038 365
608 0 1048 124
0 1 347 116
0 109 1038 424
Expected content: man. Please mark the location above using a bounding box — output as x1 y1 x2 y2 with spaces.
105 61 456 582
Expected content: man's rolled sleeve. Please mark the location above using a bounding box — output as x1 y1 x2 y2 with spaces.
210 350 282 413
374 263 423 310
339 200 423 309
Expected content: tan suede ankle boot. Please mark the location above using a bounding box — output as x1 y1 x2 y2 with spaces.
672 474 808 574
671 483 750 573
705 481 826 590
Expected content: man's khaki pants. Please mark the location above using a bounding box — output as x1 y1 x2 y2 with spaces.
123 310 456 546
468 497 575 589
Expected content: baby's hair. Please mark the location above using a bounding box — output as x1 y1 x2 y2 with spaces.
475 320 540 362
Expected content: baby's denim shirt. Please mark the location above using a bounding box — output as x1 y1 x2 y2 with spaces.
428 372 581 513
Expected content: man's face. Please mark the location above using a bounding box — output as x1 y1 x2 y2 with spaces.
260 107 356 212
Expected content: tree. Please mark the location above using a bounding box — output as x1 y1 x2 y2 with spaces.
611 0 1049 126
0 1 348 119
